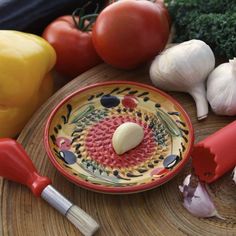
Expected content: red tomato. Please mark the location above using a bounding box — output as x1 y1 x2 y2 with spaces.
92 0 170 69
106 0 171 28
43 16 102 79
155 0 171 27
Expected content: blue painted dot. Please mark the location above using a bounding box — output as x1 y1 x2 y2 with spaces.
59 150 77 164
100 95 120 108
163 155 180 169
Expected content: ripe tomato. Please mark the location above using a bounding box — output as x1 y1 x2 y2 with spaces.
106 0 171 28
92 0 170 69
43 15 102 79
154 0 171 27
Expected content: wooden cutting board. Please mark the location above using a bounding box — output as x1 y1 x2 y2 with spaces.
0 64 235 236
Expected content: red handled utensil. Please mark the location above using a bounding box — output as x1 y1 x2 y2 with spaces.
0 138 99 236
192 121 236 183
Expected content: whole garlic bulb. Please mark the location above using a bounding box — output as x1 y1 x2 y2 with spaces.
207 58 236 115
150 39 215 120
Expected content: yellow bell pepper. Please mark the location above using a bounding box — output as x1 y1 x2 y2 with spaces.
0 30 56 137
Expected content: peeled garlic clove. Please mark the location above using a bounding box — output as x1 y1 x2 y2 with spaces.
179 174 224 219
112 122 144 155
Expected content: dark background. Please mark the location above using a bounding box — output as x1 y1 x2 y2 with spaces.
0 0 106 34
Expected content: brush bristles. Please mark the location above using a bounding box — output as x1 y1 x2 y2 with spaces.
66 205 99 236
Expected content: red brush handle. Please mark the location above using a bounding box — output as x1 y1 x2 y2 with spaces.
0 138 51 197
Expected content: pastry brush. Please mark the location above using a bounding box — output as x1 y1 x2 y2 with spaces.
0 138 99 236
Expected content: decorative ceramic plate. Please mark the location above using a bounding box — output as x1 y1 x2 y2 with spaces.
44 81 194 194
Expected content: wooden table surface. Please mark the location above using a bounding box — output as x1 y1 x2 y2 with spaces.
0 64 235 236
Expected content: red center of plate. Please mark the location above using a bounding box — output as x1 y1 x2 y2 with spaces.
85 116 156 169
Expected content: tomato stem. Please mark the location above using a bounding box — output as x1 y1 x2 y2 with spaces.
94 3 99 14
82 16 97 31
108 0 157 2
81 14 99 21
72 3 99 32
82 14 98 31
72 8 84 30
83 0 92 9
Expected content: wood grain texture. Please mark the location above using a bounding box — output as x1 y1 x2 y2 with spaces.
0 64 235 236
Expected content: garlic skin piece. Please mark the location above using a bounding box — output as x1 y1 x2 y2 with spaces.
233 166 236 184
207 58 236 115
112 122 144 155
150 39 215 120
179 174 224 219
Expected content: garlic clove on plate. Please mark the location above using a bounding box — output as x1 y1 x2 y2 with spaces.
112 122 144 155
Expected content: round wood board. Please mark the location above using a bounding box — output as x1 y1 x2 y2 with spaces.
0 64 235 236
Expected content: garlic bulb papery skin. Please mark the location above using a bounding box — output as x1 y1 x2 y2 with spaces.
207 58 236 115
179 174 224 219
150 39 215 120
233 166 236 184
